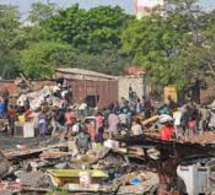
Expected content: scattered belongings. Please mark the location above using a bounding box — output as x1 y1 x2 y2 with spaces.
17 86 61 111
47 169 108 187
115 171 159 194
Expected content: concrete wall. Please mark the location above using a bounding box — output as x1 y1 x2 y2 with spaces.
118 76 144 101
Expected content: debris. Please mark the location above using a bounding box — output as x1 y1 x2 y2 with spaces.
48 169 108 187
19 171 47 188
0 182 22 194
188 132 215 144
0 150 12 179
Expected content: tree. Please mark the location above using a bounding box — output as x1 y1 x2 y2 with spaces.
28 0 60 23
19 42 76 79
121 0 213 89
72 51 131 76
121 15 186 88
42 5 132 54
0 4 21 79
167 1 215 85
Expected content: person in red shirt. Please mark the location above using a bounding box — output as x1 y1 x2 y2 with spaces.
8 105 16 136
64 108 76 139
160 123 174 141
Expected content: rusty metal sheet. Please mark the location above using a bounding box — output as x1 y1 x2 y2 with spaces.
66 79 118 108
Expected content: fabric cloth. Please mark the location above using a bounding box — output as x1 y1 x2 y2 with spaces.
118 113 127 125
131 124 142 135
209 112 215 128
173 111 182 126
16 106 25 115
65 112 72 125
72 124 80 133
39 122 47 137
0 102 4 117
60 99 66 108
135 103 142 113
94 132 104 143
121 106 130 114
188 120 196 131
76 132 90 152
159 114 173 124
61 90 68 98
200 108 208 121
86 122 96 141
3 98 8 113
108 113 119 132
79 103 87 110
65 112 76 125
8 108 16 117
96 116 104 129
160 125 174 141
38 118 46 124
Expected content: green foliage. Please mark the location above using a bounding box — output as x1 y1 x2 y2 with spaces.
0 0 215 87
19 42 75 79
72 51 131 76
0 4 22 79
121 15 186 88
121 0 215 89
28 0 60 23
42 4 132 54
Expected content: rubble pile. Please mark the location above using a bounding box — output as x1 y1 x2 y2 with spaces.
0 80 215 194
188 132 215 144
17 86 61 111
0 133 215 194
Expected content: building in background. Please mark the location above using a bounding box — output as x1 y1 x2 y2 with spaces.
134 0 167 19
118 66 146 102
55 68 118 108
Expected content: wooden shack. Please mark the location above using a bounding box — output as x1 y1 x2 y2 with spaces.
55 68 118 108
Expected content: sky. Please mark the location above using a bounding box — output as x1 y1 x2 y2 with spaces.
0 0 215 17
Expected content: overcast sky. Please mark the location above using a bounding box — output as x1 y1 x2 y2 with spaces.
0 0 215 16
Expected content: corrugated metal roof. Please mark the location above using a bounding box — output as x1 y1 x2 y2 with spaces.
55 68 117 80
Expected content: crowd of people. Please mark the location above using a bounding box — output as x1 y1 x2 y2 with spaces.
0 83 215 155
155 97 215 141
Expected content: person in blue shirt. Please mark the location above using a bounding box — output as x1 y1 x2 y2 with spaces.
0 100 3 119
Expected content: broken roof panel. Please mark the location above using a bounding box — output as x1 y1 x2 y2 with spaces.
55 68 118 81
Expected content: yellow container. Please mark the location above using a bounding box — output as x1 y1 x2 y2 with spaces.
18 115 25 123
47 169 108 187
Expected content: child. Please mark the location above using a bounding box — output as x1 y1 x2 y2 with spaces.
76 127 91 154
94 126 104 145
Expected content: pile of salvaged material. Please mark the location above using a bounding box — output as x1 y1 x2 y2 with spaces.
1 133 215 194
188 132 215 144
0 140 162 194
17 86 62 111
114 134 215 194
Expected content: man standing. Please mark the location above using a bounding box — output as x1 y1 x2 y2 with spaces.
0 100 3 119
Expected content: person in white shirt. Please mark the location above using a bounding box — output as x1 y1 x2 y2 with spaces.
173 108 183 138
72 123 80 133
131 118 143 136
